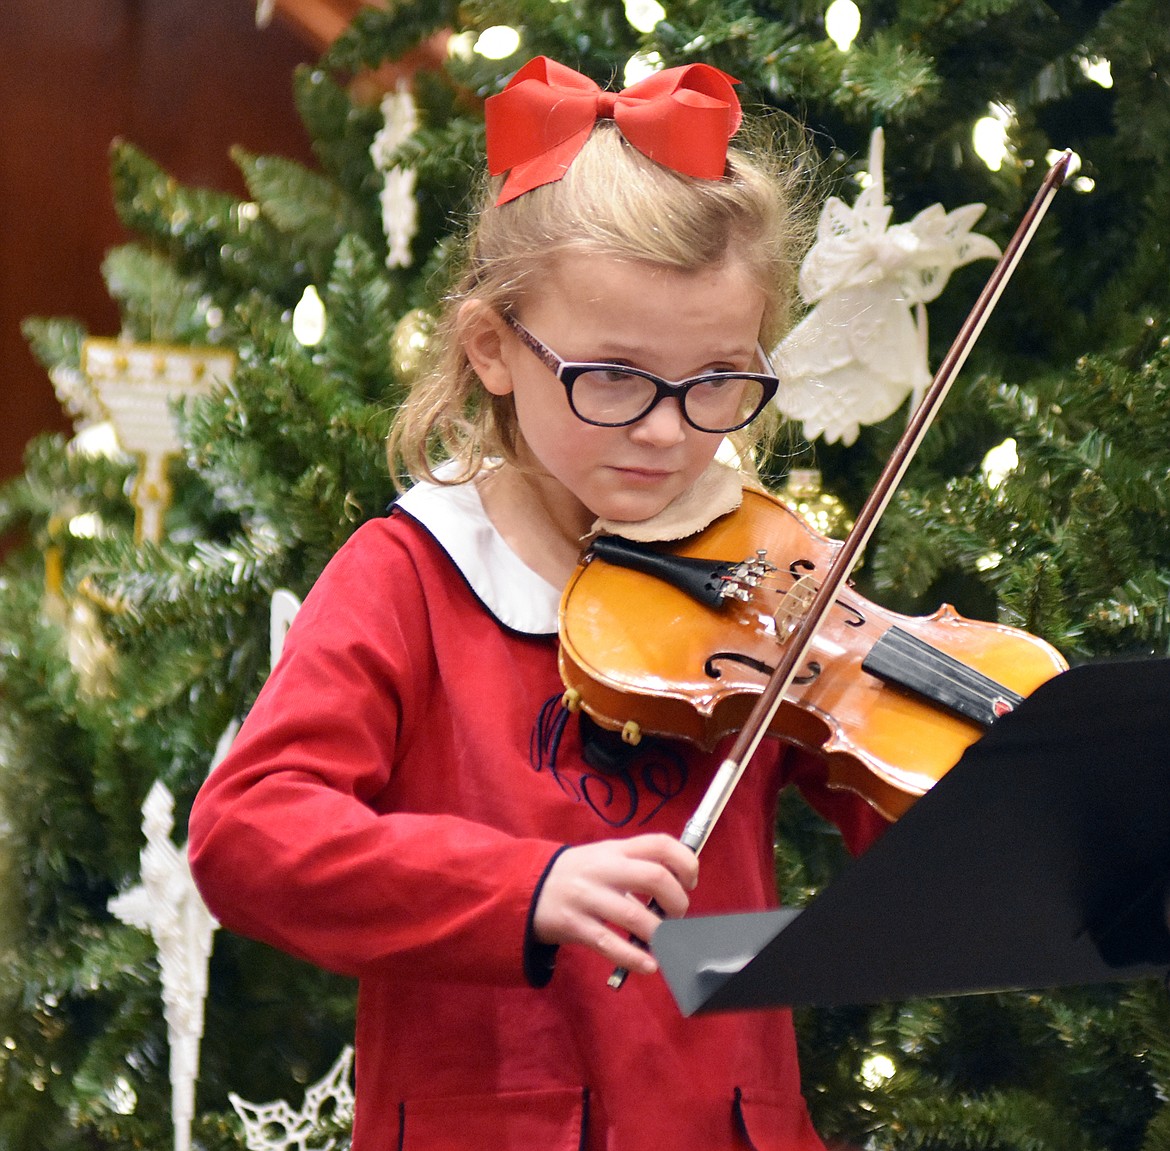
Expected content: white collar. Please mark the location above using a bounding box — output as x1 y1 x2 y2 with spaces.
396 465 562 636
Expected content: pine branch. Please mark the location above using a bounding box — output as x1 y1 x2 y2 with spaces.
109 142 309 307
322 233 402 402
323 1 463 76
293 62 385 206
232 149 362 251
100 244 215 344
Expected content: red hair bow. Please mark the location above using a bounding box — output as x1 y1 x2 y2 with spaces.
484 56 743 206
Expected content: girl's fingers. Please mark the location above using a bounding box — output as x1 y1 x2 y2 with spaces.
533 835 699 967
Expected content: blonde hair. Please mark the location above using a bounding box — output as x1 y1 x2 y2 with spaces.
389 116 814 488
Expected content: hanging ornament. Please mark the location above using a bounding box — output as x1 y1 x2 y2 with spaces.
41 514 118 695
780 468 854 540
774 128 1000 445
230 1045 355 1151
390 307 433 385
65 595 117 697
82 339 235 544
108 767 223 1151
370 83 420 269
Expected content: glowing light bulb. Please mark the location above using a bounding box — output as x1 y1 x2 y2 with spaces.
71 420 121 458
981 436 1018 489
68 513 103 539
446 31 475 60
107 1076 138 1116
624 0 666 33
474 25 521 60
623 51 663 86
292 285 327 347
825 0 861 51
1078 55 1113 88
972 104 1014 171
860 1053 897 1089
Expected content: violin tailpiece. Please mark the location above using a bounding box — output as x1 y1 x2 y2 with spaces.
589 536 737 608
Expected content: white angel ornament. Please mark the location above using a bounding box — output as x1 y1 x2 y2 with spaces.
774 128 1001 445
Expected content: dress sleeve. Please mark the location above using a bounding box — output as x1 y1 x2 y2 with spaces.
784 745 890 857
187 520 563 985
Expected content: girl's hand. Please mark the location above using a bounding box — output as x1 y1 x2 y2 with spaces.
532 834 699 976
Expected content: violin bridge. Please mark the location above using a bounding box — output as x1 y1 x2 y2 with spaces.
773 574 817 640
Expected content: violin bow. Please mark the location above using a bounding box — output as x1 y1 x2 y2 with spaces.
609 149 1072 989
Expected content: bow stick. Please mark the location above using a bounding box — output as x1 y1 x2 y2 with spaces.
609 149 1073 990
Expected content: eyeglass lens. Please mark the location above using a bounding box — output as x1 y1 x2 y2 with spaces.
568 368 767 433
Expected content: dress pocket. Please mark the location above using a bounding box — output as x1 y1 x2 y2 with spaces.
401 1085 587 1150
734 1086 822 1151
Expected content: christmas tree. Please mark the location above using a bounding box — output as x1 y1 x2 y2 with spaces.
2 1 1170 1148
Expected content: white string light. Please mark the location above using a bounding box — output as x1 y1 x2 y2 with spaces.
474 25 521 60
972 103 1014 171
624 0 666 33
1078 55 1113 88
860 1052 897 1089
825 0 861 51
445 31 475 60
981 436 1018 489
623 50 664 86
292 285 326 347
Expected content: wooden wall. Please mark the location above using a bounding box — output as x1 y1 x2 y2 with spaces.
0 1 319 481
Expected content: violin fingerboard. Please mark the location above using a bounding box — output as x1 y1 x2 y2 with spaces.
861 625 1023 728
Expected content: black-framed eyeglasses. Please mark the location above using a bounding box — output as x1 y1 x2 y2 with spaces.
502 314 780 434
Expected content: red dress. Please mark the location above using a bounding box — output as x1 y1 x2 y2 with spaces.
188 477 885 1151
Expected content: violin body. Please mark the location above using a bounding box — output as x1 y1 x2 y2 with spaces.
559 486 1067 820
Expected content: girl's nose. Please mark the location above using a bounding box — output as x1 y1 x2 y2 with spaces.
628 395 687 447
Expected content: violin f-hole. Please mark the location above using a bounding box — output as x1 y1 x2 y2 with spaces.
705 652 821 686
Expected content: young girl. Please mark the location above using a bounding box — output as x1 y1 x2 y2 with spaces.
189 56 886 1151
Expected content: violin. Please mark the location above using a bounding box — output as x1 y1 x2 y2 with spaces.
559 484 1067 822
569 150 1073 988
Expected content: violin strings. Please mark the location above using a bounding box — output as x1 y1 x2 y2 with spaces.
759 574 1019 718
871 627 1021 714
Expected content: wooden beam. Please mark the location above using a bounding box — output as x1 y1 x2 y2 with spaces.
269 0 383 51
261 2 453 104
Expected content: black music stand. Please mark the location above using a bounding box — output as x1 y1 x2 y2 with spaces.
652 658 1170 1016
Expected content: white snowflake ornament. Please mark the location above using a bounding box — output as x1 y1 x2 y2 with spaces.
774 128 1001 445
230 1045 355 1151
370 84 420 268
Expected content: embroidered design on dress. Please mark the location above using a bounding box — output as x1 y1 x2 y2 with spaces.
530 696 688 827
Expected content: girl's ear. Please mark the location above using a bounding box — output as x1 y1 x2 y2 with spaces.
458 300 515 397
